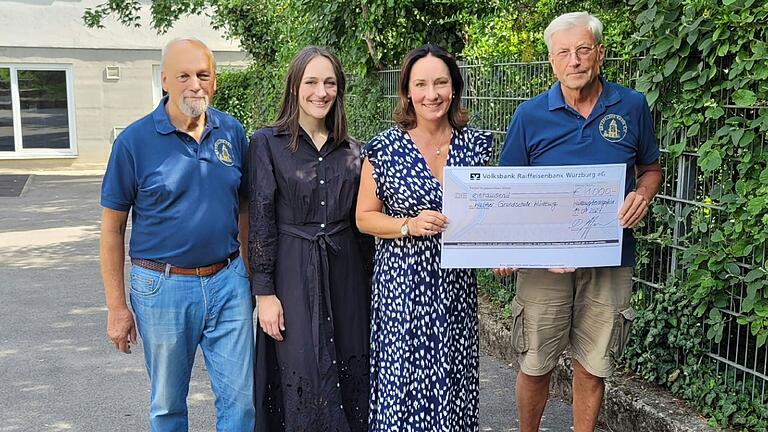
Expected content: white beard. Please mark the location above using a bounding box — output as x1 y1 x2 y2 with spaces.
178 95 209 117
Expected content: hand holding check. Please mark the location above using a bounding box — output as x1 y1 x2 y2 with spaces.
408 210 448 237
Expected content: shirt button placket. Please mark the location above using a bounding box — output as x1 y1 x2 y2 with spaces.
318 154 327 230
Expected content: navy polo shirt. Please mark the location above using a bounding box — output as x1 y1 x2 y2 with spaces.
101 98 249 267
499 77 660 266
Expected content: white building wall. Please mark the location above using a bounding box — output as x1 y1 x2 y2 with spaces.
0 0 242 51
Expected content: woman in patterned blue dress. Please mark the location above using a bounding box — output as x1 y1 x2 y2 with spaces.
356 45 492 432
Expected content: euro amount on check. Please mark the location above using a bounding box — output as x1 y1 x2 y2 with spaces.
440 164 627 269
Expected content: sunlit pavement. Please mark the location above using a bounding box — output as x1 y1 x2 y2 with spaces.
0 175 579 432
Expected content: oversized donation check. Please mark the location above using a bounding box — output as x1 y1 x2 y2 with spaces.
441 164 626 268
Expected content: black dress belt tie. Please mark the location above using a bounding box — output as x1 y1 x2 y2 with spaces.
277 220 350 365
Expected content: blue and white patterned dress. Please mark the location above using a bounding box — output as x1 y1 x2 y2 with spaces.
363 126 493 432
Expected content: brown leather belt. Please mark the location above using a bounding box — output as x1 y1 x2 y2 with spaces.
131 251 239 277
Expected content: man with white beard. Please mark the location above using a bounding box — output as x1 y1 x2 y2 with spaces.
99 38 255 432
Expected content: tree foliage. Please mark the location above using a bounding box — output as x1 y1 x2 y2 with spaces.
462 0 636 62
632 0 768 349
624 0 768 428
84 0 495 74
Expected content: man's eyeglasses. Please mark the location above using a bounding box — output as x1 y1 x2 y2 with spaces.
552 45 599 61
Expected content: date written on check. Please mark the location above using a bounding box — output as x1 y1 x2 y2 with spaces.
440 164 626 269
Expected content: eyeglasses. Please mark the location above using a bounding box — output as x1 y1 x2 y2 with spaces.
552 45 599 61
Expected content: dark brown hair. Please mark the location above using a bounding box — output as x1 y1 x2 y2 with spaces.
271 46 349 152
393 44 469 130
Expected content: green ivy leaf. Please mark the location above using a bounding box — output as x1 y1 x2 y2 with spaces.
704 106 725 119
730 129 744 147
726 262 741 276
699 149 722 172
747 197 766 215
717 42 730 57
732 89 757 107
651 37 675 56
732 241 754 257
664 57 680 76
667 142 685 156
680 70 697 82
646 88 659 106
745 269 765 283
738 131 755 147
758 333 768 347
753 302 768 318
759 167 768 184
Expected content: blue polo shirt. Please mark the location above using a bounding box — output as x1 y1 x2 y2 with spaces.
101 98 249 267
499 77 660 266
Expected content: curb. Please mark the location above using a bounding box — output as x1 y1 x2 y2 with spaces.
478 297 716 432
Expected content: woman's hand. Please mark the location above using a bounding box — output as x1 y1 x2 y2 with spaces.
258 295 285 341
408 210 448 237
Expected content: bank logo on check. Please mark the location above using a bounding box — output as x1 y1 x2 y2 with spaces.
470 173 481 180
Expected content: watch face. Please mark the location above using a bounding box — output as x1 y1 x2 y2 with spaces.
401 223 408 236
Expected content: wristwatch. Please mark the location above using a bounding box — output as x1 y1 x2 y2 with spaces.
400 218 410 237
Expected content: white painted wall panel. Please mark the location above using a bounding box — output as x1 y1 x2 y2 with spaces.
1 0 241 52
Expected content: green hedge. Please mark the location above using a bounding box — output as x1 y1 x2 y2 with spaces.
213 66 389 143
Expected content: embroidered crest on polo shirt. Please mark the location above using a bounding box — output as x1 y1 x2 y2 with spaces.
214 139 234 166
598 114 628 142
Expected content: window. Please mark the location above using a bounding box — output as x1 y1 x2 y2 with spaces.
152 64 166 108
0 65 77 158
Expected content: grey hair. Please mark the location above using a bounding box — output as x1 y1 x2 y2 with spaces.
160 37 217 71
543 12 603 51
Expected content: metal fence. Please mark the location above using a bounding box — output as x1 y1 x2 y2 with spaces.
375 59 768 405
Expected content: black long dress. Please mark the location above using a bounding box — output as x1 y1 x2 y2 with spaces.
248 127 372 432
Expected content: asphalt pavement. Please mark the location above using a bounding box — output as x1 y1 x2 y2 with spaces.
0 175 575 431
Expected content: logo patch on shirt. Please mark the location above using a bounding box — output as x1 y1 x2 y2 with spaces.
599 114 628 142
214 139 234 166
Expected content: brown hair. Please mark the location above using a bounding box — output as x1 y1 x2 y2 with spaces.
393 44 469 130
271 46 349 152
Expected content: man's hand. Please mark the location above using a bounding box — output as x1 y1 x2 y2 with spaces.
493 268 518 277
107 306 137 353
258 295 285 341
100 208 134 353
495 267 576 275
618 191 650 228
547 267 576 274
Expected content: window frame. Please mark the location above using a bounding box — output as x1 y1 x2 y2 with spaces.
0 63 78 159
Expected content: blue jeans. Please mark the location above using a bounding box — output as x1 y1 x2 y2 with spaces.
129 256 255 432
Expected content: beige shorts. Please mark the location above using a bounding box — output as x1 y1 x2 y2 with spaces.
509 267 635 378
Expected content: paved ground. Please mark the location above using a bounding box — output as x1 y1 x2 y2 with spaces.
0 174 30 197
0 175 575 431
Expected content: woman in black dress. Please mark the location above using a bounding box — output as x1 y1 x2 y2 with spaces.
248 46 372 432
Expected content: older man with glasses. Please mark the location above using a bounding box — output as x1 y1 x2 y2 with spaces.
497 12 663 432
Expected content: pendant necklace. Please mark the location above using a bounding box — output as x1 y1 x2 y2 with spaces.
435 127 451 156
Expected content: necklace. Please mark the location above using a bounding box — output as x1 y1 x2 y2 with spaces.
431 127 451 156
411 126 452 157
